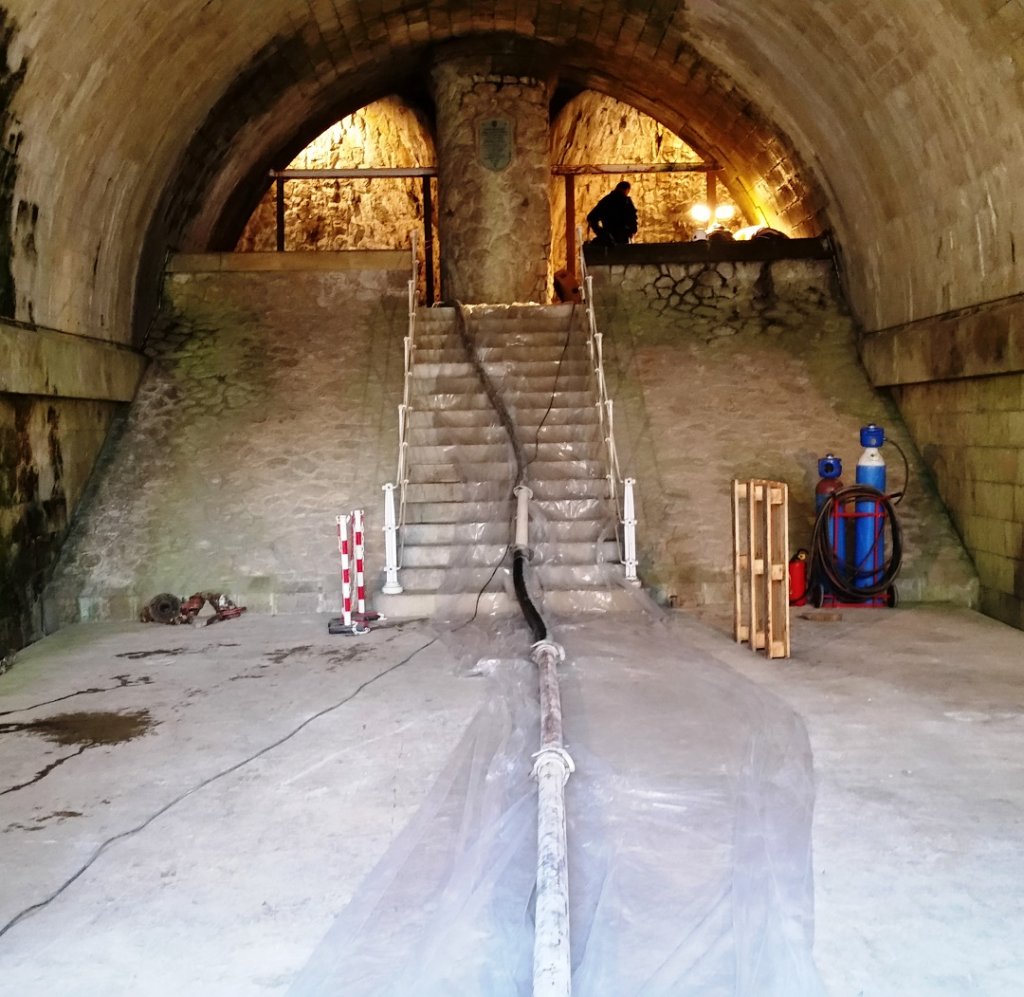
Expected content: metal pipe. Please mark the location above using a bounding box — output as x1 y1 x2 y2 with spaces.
564 175 576 275
530 638 573 997
422 176 435 305
275 178 285 252
514 484 533 551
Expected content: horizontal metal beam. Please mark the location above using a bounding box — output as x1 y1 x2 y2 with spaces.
270 163 718 180
551 162 719 175
270 168 437 179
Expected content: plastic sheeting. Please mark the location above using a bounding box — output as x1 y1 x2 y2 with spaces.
287 611 823 995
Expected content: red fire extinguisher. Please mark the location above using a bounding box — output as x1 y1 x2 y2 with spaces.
789 548 809 606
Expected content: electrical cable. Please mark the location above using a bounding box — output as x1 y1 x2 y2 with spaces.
809 485 903 602
0 637 438 939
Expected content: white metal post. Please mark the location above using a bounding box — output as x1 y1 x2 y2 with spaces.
623 477 639 584
381 483 403 594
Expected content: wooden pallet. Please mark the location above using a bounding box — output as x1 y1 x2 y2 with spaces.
732 479 790 659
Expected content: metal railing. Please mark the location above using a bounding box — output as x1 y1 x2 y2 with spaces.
577 235 640 585
381 232 418 594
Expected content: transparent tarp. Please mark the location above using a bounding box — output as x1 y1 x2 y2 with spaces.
288 611 823 995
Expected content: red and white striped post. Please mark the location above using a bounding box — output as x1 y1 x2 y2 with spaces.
336 513 354 627
350 508 380 622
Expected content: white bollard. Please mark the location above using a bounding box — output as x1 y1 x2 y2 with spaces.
382 483 403 594
623 477 640 585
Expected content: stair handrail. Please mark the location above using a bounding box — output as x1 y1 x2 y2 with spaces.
382 232 418 594
577 233 640 584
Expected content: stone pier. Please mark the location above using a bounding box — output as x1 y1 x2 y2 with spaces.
431 44 553 303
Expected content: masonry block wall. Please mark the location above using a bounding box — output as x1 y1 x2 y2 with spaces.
44 258 407 629
863 298 1024 630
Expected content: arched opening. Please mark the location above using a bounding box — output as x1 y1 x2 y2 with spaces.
228 86 790 307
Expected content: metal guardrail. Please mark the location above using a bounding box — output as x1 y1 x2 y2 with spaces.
381 232 418 594
577 234 640 584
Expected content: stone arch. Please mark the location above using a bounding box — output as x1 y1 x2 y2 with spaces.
133 25 823 340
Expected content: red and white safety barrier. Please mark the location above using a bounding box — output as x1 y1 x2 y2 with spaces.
329 510 381 635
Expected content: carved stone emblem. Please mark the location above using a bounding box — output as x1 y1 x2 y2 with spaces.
478 117 513 172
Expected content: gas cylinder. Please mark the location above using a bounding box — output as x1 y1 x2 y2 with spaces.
788 549 809 606
816 454 846 570
854 424 886 589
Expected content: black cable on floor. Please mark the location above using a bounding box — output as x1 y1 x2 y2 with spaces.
0 636 438 939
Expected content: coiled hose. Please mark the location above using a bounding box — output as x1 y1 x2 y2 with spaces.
810 485 903 602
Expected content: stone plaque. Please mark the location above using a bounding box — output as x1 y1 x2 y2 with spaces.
478 117 513 172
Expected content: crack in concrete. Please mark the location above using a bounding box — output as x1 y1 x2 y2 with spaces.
0 675 152 717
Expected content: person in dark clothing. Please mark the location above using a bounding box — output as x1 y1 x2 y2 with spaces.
587 181 638 246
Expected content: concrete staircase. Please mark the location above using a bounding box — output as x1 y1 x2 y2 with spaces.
376 303 638 619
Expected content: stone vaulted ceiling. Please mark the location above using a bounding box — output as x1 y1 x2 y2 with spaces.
5 1 1023 342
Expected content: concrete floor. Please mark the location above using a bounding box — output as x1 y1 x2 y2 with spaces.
1 602 1022 995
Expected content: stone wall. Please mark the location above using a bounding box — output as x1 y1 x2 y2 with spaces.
44 260 407 626
1 320 146 659
236 97 438 297
0 395 119 660
591 258 978 610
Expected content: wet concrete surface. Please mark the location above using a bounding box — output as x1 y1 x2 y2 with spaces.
0 605 1022 995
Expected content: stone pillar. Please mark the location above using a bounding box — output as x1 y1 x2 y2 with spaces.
431 49 552 303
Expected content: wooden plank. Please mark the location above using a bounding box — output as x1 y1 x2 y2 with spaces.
765 481 791 659
732 480 750 643
732 478 791 659
749 481 766 650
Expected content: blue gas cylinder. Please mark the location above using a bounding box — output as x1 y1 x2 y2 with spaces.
854 424 886 589
816 454 846 569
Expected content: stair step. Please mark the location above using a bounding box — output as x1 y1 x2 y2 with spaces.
413 356 592 375
406 407 600 429
412 393 502 411
401 497 611 525
407 461 514 483
404 478 607 503
404 500 513 524
412 369 592 393
396 562 619 593
405 458 604 484
405 481 513 503
406 426 509 446
373 584 644 620
401 518 610 545
404 441 604 463
406 443 512 463
403 521 513 545
407 409 503 428
400 540 618 568
414 326 581 345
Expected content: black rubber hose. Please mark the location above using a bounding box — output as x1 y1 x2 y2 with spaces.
453 302 552 639
513 548 547 642
810 485 903 601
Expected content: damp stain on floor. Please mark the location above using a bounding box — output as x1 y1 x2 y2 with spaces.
1 710 157 796
0 709 155 746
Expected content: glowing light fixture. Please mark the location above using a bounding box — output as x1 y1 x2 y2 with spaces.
715 204 736 222
690 203 712 223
